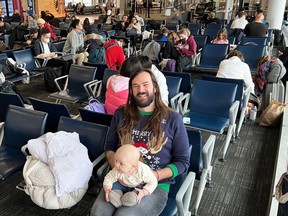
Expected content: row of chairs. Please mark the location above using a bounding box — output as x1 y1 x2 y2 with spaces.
191 43 266 73
0 103 216 216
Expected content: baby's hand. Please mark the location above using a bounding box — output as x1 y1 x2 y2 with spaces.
103 185 112 202
135 188 149 204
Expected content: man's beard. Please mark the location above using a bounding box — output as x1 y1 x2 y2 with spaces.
134 92 154 108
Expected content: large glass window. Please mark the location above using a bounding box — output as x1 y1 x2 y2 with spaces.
65 0 92 6
1 0 14 17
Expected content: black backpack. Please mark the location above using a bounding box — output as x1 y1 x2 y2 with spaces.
44 68 59 92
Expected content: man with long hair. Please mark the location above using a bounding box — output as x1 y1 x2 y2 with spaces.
89 69 190 216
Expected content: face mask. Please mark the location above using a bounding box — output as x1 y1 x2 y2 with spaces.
181 38 186 43
44 38 50 43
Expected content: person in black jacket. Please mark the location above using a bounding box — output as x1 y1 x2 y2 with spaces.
34 28 72 75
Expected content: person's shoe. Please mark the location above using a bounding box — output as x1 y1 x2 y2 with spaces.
121 190 138 206
109 190 123 208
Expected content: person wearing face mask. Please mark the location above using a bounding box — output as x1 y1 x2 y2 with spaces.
175 28 197 72
34 28 73 75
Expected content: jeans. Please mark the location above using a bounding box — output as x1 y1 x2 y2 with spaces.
112 181 143 193
89 187 168 216
0 34 10 49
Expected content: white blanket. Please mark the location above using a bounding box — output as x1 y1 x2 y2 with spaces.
26 131 93 197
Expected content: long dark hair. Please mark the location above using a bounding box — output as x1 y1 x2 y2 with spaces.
118 69 172 151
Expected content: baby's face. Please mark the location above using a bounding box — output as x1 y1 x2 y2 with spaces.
114 154 134 174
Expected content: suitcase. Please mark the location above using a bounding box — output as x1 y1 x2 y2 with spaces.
261 81 285 110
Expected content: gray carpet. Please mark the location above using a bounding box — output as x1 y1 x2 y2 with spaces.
195 120 279 216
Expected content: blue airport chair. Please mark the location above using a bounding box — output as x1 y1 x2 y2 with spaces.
0 105 47 180
187 129 216 216
203 28 219 42
236 44 266 73
179 79 239 161
206 23 222 29
49 65 98 104
202 75 252 137
240 36 268 45
0 92 25 122
29 97 72 133
79 107 113 127
166 76 183 111
162 71 192 95
194 44 229 72
57 116 109 167
193 35 208 51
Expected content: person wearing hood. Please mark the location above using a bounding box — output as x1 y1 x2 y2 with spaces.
175 28 197 72
104 35 126 70
37 18 58 41
105 56 142 114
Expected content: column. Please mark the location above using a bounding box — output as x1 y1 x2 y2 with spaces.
266 0 286 30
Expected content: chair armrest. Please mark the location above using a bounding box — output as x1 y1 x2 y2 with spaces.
34 57 47 67
202 135 216 171
171 92 183 112
195 52 201 65
243 87 252 109
0 122 4 146
178 93 191 115
55 52 66 56
175 171 196 216
85 80 102 98
229 100 240 124
92 152 106 167
83 80 99 97
21 143 29 156
191 52 201 67
54 75 68 91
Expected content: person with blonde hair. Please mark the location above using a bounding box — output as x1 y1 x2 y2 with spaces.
103 145 158 208
175 28 197 72
162 31 180 59
212 28 229 44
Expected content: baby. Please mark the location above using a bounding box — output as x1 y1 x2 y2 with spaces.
103 145 158 208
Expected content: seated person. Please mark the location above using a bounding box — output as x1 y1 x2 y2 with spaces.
10 9 21 22
212 28 229 44
89 69 190 216
28 14 38 29
105 56 142 114
138 55 169 106
25 28 39 46
162 31 180 60
175 28 197 72
204 11 221 26
34 29 73 75
0 17 12 49
244 10 268 37
63 19 88 66
231 11 248 30
37 18 58 41
114 15 129 35
156 28 169 42
216 50 255 93
104 35 126 70
103 145 158 208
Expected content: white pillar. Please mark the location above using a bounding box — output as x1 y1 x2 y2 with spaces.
266 0 286 30
224 0 233 21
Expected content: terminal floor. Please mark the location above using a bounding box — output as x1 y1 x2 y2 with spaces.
0 75 280 216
